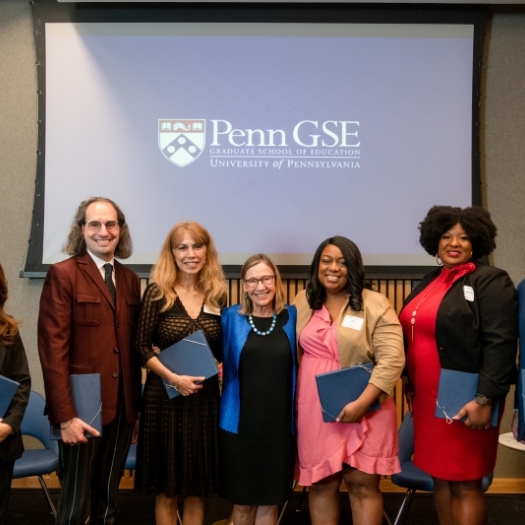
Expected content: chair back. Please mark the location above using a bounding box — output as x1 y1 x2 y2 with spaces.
397 413 415 463
125 442 137 470
21 391 58 454
482 472 493 492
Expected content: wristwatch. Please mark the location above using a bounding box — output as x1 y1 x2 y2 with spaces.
474 394 493 406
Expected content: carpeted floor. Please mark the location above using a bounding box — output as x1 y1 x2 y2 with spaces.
6 490 525 525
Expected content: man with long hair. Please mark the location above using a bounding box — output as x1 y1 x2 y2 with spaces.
37 197 141 525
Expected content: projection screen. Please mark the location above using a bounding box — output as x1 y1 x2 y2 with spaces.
24 2 486 277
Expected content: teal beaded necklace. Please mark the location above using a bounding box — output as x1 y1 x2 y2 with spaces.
248 313 277 336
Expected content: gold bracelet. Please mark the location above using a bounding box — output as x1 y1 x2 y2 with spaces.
60 420 73 430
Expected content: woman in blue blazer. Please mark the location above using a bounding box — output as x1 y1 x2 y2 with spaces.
220 254 297 525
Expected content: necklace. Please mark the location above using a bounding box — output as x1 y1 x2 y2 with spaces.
410 279 440 343
248 313 277 336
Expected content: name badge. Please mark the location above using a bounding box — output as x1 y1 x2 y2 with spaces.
203 304 221 316
342 315 364 331
463 286 474 302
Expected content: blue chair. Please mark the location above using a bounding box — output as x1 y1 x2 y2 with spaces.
124 384 141 471
385 415 493 525
124 442 136 471
13 391 59 517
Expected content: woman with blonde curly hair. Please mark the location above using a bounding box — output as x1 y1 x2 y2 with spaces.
134 222 226 525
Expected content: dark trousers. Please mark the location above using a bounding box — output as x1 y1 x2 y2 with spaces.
0 460 14 525
56 401 133 525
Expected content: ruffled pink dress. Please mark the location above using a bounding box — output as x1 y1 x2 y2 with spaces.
296 306 400 486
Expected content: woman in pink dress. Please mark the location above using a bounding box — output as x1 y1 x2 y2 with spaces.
399 206 517 525
294 236 405 525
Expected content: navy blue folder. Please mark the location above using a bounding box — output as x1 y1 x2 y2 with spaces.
521 370 525 418
315 363 380 423
157 330 219 399
435 368 499 427
0 374 20 418
51 373 102 439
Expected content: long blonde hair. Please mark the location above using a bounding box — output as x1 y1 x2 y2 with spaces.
151 221 226 312
0 263 20 345
239 254 286 315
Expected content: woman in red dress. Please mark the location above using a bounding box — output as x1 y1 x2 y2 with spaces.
399 206 517 525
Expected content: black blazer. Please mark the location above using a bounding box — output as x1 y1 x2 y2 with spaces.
402 262 518 401
0 333 31 462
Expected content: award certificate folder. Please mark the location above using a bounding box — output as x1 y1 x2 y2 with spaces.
0 374 20 418
435 369 499 427
50 373 102 439
315 363 380 423
157 330 219 399
521 370 525 417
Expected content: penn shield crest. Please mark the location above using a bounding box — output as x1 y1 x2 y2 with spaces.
158 119 205 167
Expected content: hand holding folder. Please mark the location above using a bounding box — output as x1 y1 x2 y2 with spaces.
0 374 20 418
51 373 102 440
315 363 380 423
435 369 499 428
157 330 219 399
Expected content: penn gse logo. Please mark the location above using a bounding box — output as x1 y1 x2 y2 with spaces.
159 119 206 167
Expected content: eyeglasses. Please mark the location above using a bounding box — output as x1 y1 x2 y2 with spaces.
84 220 120 232
243 275 276 288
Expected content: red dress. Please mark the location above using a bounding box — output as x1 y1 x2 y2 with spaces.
399 264 500 481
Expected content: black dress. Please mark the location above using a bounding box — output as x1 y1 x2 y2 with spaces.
134 283 221 498
219 310 295 505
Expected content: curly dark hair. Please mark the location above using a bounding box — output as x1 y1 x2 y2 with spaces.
306 236 366 312
419 205 497 260
63 197 133 259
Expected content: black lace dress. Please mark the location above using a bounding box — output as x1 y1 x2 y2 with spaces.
134 283 222 498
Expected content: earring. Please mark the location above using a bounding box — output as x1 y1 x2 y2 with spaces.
435 255 443 266
244 293 248 299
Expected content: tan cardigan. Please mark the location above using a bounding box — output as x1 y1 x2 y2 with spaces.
294 289 405 400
